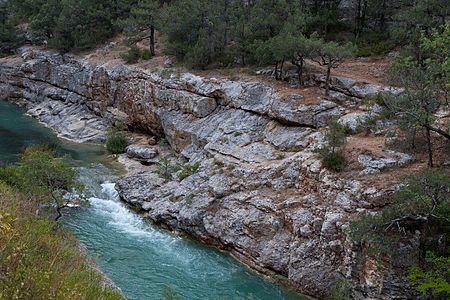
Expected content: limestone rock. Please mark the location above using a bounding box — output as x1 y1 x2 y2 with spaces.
358 150 413 175
0 48 418 300
338 112 369 132
126 144 158 162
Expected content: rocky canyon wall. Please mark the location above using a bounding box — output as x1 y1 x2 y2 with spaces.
0 48 416 299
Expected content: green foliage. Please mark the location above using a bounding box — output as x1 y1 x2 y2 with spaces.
419 25 450 100
408 251 450 298
355 31 395 57
159 137 169 148
349 170 450 258
311 39 355 67
325 119 348 153
392 0 449 53
330 278 352 300
0 2 20 56
310 38 354 94
155 156 178 181
105 123 128 154
121 46 141 64
1 0 448 68
154 156 201 182
161 286 182 300
117 0 159 56
178 161 200 181
383 26 450 165
320 150 347 172
0 190 123 299
159 0 229 69
141 49 152 60
352 104 390 134
0 148 120 297
318 119 348 172
0 146 84 221
6 0 119 52
46 0 116 52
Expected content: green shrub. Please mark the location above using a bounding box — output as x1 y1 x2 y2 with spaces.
178 161 200 181
140 49 152 60
162 286 182 300
106 134 127 154
155 156 178 181
121 46 141 64
355 31 395 57
105 125 128 154
0 147 84 221
159 137 169 148
330 278 352 300
319 119 348 172
408 251 450 298
320 149 347 172
0 193 123 300
349 170 450 272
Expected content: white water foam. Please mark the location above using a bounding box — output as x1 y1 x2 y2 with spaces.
88 182 175 243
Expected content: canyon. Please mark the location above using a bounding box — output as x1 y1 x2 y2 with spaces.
0 47 421 299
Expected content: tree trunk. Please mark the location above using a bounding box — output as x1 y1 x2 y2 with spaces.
298 58 304 85
361 0 368 31
425 127 434 168
425 124 450 140
149 26 155 56
55 205 63 221
355 0 362 38
274 62 279 80
325 65 331 96
379 0 387 30
279 61 284 81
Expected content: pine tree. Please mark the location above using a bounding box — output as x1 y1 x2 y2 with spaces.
118 0 160 56
310 39 354 96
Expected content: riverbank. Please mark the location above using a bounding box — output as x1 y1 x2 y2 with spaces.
0 99 306 299
0 47 435 299
0 174 124 300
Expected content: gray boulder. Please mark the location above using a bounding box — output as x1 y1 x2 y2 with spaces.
358 150 413 175
126 144 159 162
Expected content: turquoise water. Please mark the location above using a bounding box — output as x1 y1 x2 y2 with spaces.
0 100 306 300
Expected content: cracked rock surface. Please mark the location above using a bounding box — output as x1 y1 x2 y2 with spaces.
0 48 417 299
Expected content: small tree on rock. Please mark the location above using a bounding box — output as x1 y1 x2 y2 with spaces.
311 39 354 96
291 34 317 85
319 119 348 172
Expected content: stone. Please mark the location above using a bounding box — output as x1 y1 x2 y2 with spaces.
338 112 368 132
270 97 343 128
264 121 313 151
126 144 158 161
321 212 343 236
335 192 354 211
208 174 234 197
349 84 382 99
164 57 175 67
331 76 357 90
358 150 413 175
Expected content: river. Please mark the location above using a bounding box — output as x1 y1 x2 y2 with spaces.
0 100 306 300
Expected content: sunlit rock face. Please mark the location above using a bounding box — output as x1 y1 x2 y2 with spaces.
0 48 416 299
